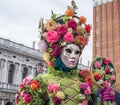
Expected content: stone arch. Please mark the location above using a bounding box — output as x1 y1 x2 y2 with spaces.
22 66 28 79
5 101 14 105
8 63 15 84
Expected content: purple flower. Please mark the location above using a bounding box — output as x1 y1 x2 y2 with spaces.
52 96 61 105
50 44 61 57
57 24 67 36
38 40 48 52
68 19 77 29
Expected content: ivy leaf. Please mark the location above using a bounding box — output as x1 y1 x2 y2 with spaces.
62 16 68 22
48 48 53 53
51 13 57 19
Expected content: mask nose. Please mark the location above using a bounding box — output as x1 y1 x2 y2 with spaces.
71 52 76 59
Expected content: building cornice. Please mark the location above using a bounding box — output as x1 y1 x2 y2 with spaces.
93 0 113 7
0 37 42 59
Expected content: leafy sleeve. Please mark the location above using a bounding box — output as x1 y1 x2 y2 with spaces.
15 74 49 105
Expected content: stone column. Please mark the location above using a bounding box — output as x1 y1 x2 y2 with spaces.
31 66 36 76
2 59 8 82
17 63 22 85
13 63 19 84
1 100 4 105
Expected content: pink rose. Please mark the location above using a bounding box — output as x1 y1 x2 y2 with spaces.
102 81 110 88
50 44 61 57
63 33 74 43
110 75 116 81
80 83 89 89
57 24 67 36
23 76 33 85
84 86 91 96
22 93 32 103
94 61 101 68
38 40 48 52
104 58 111 65
68 19 77 29
82 100 88 105
46 30 59 43
48 82 60 93
15 93 19 104
19 82 24 88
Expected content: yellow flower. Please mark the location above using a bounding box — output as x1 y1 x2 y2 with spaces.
43 52 50 62
79 93 85 100
55 91 65 99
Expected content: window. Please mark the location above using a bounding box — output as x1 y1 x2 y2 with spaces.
96 17 99 21
96 6 98 10
96 41 100 47
22 67 28 79
8 64 15 84
96 29 99 35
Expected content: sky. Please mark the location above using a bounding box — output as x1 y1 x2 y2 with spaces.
0 0 93 65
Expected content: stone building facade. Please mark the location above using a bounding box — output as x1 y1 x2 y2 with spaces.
0 37 43 105
93 0 120 91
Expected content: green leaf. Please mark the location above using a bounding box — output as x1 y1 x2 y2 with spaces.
51 14 57 19
62 16 68 22
48 48 53 53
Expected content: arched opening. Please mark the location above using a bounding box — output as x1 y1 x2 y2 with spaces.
22 67 28 79
6 102 14 105
8 64 15 84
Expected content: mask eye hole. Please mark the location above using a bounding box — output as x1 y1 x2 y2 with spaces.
65 49 72 53
75 51 80 54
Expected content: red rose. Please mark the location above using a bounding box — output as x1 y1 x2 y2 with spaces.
85 24 91 33
68 19 77 29
52 96 61 105
84 76 93 86
93 72 101 81
57 24 67 36
106 68 110 74
50 44 61 57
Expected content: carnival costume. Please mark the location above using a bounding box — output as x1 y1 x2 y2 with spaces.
15 1 116 105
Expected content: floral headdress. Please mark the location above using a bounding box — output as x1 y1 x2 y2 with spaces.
38 0 92 66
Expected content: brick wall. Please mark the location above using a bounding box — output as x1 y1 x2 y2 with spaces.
93 0 120 92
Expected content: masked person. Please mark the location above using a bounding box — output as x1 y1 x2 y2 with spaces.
15 1 100 105
35 62 44 76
